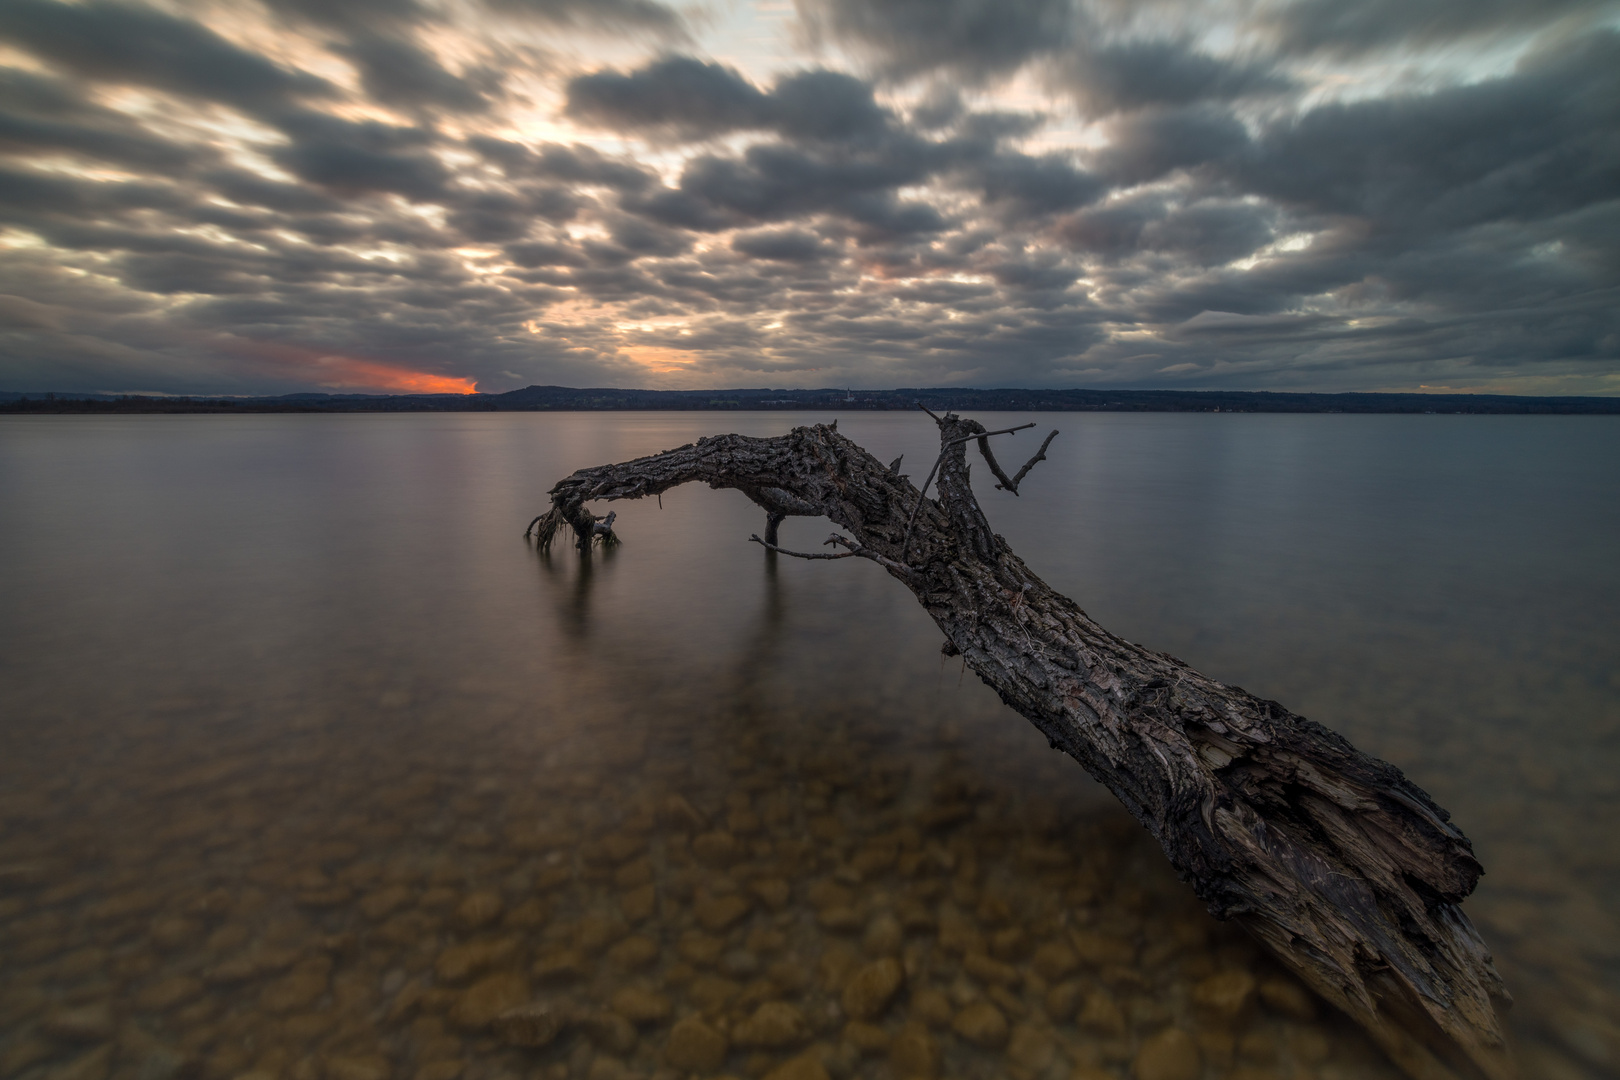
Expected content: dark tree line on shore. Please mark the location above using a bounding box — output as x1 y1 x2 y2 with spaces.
5 385 1619 415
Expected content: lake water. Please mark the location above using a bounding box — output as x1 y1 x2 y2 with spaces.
1 412 1616 1080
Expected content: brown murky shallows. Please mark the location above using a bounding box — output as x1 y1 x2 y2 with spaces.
1 412 1617 1080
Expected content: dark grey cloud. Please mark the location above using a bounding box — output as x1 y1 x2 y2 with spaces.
968 151 1107 220
769 70 892 142
797 0 1075 81
1062 197 1277 266
258 0 430 33
470 139 656 191
1092 104 1250 185
0 166 190 223
504 239 589 269
446 186 578 241
484 0 686 32
271 113 449 200
1234 31 1620 232
731 228 837 262
1267 0 1615 55
1143 201 1278 265
566 57 771 137
337 32 498 114
1058 40 1294 116
202 169 345 215
0 0 335 116
628 138 945 234
574 58 1069 240
0 69 198 169
565 58 897 146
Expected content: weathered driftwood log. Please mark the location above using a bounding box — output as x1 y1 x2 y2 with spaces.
528 414 1514 1080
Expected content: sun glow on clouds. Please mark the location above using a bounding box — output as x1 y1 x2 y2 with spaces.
314 357 478 395
621 345 702 378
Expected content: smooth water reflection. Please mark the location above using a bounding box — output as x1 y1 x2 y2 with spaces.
1 413 1616 1080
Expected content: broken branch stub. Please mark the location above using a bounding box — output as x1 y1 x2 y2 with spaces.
532 417 1514 1080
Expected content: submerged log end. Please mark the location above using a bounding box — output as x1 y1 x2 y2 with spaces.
1188 713 1517 1080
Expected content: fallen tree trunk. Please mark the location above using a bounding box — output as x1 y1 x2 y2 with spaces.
528 414 1515 1080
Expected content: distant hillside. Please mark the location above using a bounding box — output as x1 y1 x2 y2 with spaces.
5 386 1619 414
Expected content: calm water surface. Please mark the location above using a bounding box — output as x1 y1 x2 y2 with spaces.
1 412 1617 1080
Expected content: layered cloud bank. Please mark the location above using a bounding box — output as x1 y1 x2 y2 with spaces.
1 0 1616 395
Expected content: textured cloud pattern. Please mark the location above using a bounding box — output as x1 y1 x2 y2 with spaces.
0 0 1616 394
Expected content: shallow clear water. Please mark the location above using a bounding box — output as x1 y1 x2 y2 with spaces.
0 412 1616 1080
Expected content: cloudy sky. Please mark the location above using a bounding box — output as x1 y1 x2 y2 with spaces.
1 0 1617 395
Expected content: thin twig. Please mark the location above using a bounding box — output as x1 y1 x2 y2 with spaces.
947 422 1035 446
748 535 855 560
825 533 916 574
899 450 947 558
751 534 915 575
917 402 943 424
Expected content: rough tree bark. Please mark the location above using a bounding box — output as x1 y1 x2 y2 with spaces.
527 414 1515 1080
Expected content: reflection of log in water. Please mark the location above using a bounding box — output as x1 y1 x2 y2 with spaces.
526 413 1515 1080
532 533 616 639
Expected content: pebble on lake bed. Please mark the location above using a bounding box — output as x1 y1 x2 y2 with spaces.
609 985 673 1025
451 972 529 1029
490 1002 565 1047
844 1020 891 1053
1133 1027 1202 1080
1077 991 1126 1037
456 891 504 929
694 890 753 931
909 987 954 1029
841 958 904 1020
1258 976 1317 1020
42 1004 114 1043
1191 970 1256 1020
763 1052 832 1080
46 1045 113 1080
733 1001 811 1047
951 1001 1009 1048
664 1015 729 1071
888 1023 941 1078
607 934 661 969
322 1055 391 1080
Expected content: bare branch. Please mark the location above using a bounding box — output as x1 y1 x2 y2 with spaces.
948 422 1035 445
824 533 919 575
898 451 945 559
978 428 1060 494
974 436 1020 494
1008 429 1060 490
748 534 854 560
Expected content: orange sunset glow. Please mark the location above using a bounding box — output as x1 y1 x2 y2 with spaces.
315 358 479 396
